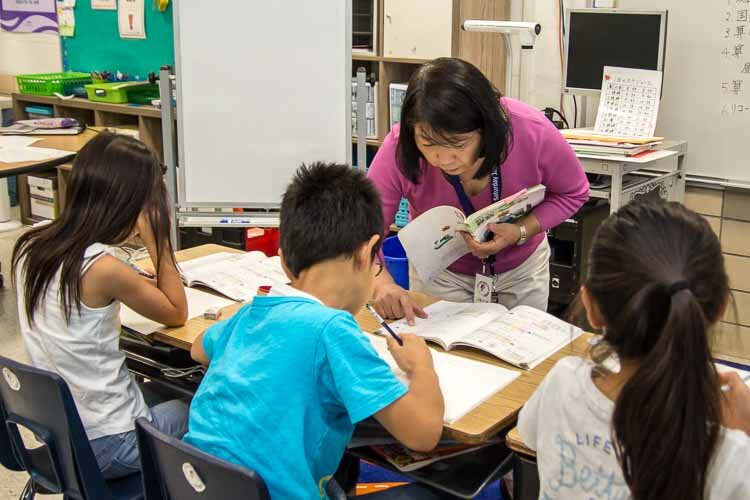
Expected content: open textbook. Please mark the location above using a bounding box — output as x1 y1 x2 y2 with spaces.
398 185 545 284
367 335 520 424
178 251 288 302
381 301 582 370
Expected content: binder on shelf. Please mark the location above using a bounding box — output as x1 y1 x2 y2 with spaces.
389 83 408 130
351 79 378 139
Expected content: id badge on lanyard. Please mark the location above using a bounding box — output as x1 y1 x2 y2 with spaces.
447 169 501 304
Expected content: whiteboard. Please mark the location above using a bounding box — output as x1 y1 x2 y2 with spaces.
174 1 351 207
618 1 750 183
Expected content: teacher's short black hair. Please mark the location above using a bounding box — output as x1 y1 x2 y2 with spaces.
280 162 383 278
397 57 513 184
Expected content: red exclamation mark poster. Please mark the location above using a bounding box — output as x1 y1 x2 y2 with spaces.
119 0 145 39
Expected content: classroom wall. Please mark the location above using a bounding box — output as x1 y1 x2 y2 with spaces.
0 31 61 93
512 0 597 124
683 186 750 360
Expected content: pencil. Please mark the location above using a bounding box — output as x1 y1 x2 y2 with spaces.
365 304 403 346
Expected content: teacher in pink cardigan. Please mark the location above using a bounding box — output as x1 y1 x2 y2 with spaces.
368 58 589 323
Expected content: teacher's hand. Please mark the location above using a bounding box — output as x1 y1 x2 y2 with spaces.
372 282 427 326
461 222 521 259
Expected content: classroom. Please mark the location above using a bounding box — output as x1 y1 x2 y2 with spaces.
0 0 749 499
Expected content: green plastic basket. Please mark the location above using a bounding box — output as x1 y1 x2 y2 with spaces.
84 82 159 104
16 72 92 96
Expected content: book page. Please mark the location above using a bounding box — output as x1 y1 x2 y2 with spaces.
463 185 545 241
397 206 469 284
179 251 288 302
367 335 520 424
459 305 582 369
384 301 507 349
120 287 234 335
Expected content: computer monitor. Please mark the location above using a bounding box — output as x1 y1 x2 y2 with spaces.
563 9 667 97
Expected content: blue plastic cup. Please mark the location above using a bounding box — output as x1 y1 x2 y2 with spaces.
382 235 409 290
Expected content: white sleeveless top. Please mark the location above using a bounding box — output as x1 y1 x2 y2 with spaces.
16 243 151 440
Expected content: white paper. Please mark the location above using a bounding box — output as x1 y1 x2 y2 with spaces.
367 335 521 424
384 301 582 370
464 305 582 370
118 0 145 39
0 147 73 164
0 137 40 148
594 66 663 138
56 1 75 37
397 206 469 284
386 301 506 349
62 0 76 7
91 0 116 9
574 148 677 164
715 362 750 388
179 251 288 302
120 288 234 335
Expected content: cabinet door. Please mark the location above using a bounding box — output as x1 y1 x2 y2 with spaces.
383 0 453 60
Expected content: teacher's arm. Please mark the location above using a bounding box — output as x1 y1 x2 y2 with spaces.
531 122 590 231
367 131 428 325
463 121 588 258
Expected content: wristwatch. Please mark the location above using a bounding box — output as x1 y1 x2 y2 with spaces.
516 223 528 246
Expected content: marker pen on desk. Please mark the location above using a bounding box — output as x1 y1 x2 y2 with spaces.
218 217 254 224
365 304 403 346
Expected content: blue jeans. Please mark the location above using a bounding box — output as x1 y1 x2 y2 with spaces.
89 399 189 480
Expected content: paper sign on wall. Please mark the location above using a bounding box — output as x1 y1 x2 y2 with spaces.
91 0 115 9
0 0 58 33
56 0 75 37
118 0 145 39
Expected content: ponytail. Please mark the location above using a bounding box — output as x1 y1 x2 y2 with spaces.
611 286 720 500
585 200 729 500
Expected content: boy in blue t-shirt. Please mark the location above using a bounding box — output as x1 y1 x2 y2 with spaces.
185 163 445 499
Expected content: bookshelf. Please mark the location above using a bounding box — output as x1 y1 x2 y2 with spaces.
351 0 511 162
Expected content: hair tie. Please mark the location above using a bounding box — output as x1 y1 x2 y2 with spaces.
667 280 690 296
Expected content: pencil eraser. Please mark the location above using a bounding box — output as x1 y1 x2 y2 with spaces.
203 307 222 320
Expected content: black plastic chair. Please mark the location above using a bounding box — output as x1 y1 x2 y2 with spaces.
0 355 143 500
135 417 270 500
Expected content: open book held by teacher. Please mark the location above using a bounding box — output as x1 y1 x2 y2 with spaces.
379 300 582 370
398 185 545 284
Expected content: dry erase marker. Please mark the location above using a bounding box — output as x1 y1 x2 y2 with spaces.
365 304 403 346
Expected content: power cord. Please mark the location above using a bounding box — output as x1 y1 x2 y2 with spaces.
542 107 570 129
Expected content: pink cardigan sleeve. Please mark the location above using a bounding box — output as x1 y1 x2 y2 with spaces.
366 129 406 236
532 122 590 230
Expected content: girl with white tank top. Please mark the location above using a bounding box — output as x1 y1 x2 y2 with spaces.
12 133 189 480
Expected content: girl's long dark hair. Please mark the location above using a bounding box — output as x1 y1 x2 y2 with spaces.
12 132 174 324
586 200 729 500
397 57 512 184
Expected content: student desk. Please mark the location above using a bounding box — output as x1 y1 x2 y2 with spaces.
135 244 594 445
0 129 97 287
0 129 97 177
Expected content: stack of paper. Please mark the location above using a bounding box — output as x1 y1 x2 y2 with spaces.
563 66 665 159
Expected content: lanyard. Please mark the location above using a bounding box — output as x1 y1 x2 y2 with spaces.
447 169 502 274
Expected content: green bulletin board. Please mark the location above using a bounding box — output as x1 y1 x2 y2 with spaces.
61 2 174 81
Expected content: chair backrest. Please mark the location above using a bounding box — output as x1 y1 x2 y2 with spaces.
0 355 114 499
0 398 23 471
134 418 270 500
